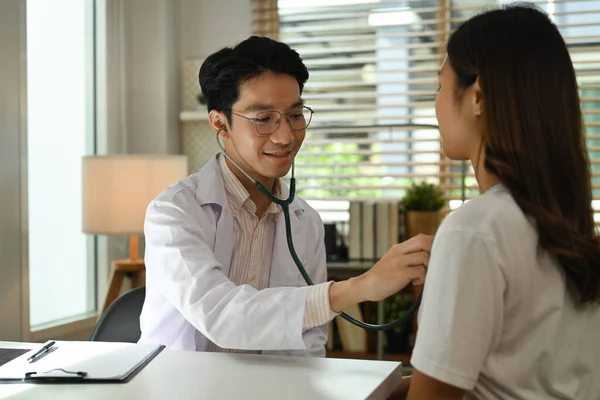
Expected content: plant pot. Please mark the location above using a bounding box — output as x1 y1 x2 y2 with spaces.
405 211 442 238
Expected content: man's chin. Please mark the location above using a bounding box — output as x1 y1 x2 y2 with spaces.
260 163 293 179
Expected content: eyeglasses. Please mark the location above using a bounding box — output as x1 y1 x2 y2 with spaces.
228 105 314 136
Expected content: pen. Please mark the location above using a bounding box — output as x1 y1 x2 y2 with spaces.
27 341 56 363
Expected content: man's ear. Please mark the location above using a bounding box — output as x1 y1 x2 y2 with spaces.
472 76 485 117
209 110 229 138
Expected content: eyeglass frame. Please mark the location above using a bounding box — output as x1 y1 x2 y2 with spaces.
224 105 314 136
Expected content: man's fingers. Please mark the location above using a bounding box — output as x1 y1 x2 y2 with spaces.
400 250 430 267
396 234 434 255
405 265 426 282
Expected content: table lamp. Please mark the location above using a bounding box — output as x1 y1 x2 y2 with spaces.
82 154 188 312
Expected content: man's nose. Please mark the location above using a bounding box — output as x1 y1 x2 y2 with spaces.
269 117 294 145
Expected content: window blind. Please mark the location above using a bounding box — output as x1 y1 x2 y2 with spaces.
253 0 600 222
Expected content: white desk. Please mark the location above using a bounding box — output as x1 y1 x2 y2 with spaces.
0 341 403 400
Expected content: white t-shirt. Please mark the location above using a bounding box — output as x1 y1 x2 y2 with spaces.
411 184 600 400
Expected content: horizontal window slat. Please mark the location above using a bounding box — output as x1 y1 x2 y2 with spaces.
287 29 444 46
280 5 450 23
281 16 449 35
308 114 439 123
298 161 446 168
298 149 442 156
307 123 438 132
298 42 441 58
309 67 440 78
296 42 440 61
304 137 439 146
303 91 437 101
303 54 441 66
306 79 438 90
310 115 438 123
305 90 438 100
306 132 440 139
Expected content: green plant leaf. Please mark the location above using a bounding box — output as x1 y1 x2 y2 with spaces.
400 181 446 211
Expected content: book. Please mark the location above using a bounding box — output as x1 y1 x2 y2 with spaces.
348 202 362 260
361 202 375 260
389 201 399 248
375 202 391 259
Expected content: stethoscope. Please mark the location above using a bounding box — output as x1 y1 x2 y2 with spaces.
216 129 422 331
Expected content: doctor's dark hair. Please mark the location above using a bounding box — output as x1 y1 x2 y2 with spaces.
198 36 309 123
447 3 600 304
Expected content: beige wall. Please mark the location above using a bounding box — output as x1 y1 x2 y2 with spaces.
179 0 252 60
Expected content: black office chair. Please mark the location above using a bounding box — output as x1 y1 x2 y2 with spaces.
90 286 146 343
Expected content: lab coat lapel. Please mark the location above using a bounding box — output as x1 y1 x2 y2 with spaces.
214 208 234 275
194 155 225 206
195 154 233 274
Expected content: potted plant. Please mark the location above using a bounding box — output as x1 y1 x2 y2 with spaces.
400 181 446 238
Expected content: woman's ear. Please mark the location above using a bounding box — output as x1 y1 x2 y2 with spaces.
472 76 485 117
209 110 230 139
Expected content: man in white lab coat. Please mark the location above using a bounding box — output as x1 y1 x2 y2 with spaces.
139 36 432 356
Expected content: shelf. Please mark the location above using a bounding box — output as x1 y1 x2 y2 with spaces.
180 110 209 122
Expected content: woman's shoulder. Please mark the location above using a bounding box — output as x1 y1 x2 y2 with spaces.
438 185 534 239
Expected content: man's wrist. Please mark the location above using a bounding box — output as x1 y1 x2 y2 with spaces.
328 277 366 313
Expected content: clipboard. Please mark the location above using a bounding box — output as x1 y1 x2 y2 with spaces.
0 341 165 384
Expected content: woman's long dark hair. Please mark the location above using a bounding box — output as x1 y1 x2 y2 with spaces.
447 3 600 304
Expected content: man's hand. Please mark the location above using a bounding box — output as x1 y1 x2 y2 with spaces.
357 234 433 302
329 234 433 312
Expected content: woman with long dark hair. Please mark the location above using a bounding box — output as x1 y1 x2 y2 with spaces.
397 4 600 399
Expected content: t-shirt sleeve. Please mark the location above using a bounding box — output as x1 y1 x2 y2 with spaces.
410 229 505 390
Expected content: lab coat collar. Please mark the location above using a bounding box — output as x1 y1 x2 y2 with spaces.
196 154 304 215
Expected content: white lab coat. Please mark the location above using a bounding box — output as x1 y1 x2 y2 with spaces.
138 154 328 357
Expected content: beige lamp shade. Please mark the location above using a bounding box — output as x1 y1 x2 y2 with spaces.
82 155 188 235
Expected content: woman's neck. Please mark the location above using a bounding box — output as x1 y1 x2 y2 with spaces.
471 147 502 194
